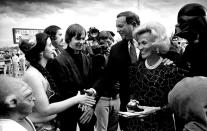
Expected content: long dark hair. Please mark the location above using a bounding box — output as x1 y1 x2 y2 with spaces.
19 33 57 101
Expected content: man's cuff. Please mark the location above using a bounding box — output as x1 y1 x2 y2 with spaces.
90 88 97 95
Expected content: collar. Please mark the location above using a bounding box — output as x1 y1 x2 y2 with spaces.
128 39 139 50
66 46 82 55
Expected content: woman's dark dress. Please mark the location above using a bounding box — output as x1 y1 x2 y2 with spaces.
125 60 186 131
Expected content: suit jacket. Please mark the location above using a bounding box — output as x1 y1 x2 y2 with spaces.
93 39 133 111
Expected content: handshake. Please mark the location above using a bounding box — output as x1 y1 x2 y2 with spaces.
78 88 97 124
76 88 96 108
84 88 97 97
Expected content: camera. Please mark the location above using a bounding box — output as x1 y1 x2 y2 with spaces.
87 27 99 41
91 44 108 55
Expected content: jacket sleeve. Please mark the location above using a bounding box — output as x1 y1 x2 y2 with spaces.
46 58 77 100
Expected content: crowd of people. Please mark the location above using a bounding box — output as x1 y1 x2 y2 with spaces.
0 48 26 77
0 2 207 131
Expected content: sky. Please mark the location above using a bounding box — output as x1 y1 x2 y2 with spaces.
0 0 206 47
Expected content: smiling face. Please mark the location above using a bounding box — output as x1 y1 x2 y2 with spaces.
116 16 134 40
137 32 155 59
43 38 55 60
69 31 86 51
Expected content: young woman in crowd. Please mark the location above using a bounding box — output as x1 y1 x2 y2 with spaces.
19 32 95 131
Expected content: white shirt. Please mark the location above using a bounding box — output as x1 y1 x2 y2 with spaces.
0 118 36 131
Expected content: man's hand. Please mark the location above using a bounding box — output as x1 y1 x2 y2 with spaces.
162 58 174 65
79 106 94 124
84 88 96 96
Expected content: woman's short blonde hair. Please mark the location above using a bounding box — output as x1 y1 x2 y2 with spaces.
133 21 170 54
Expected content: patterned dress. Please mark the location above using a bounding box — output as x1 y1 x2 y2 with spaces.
125 60 186 131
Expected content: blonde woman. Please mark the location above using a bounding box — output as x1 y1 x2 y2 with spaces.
125 22 187 131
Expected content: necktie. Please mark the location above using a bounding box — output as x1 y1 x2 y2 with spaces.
129 41 137 64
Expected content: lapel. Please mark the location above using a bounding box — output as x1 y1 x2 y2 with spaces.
121 39 131 64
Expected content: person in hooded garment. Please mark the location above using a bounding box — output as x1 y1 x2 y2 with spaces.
173 3 207 76
168 76 207 131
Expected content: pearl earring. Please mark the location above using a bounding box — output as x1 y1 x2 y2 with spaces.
156 48 159 54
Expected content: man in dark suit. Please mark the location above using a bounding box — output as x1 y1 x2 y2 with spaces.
90 11 140 131
110 11 140 111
